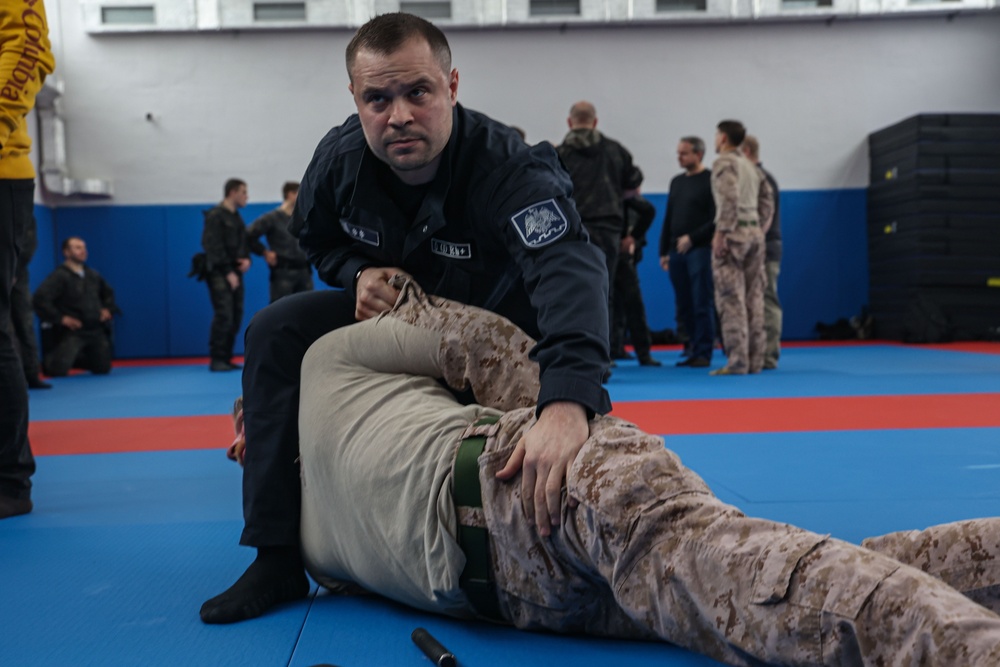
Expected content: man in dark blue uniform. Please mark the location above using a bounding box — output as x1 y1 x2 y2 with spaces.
200 12 611 624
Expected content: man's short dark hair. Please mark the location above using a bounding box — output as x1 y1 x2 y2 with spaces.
346 13 452 81
282 181 300 200
717 120 746 148
680 136 705 156
224 179 246 198
61 236 83 252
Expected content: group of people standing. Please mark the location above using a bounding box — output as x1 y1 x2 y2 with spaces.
199 179 314 371
660 124 783 373
556 102 784 375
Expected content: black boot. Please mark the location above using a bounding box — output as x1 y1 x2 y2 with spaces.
200 546 309 624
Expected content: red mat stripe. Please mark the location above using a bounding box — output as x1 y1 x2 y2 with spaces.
611 393 1000 435
29 393 1000 456
29 415 233 456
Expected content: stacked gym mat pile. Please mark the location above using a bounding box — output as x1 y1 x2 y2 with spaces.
867 114 1000 342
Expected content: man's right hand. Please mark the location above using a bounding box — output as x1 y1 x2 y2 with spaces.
355 266 412 320
659 255 670 271
226 272 240 291
676 234 693 254
61 315 83 330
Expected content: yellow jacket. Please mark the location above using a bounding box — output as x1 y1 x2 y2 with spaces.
0 0 55 179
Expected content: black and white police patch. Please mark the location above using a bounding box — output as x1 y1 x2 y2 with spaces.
340 221 380 247
431 238 472 259
509 199 569 249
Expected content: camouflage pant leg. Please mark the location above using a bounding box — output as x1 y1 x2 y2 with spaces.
862 518 1000 615
482 416 1000 665
745 239 767 374
378 276 540 412
712 252 749 373
763 260 782 367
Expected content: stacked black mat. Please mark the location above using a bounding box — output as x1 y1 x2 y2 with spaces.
867 114 1000 342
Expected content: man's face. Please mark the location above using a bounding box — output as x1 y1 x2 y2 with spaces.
64 239 87 263
677 141 702 171
286 189 299 208
714 131 726 154
348 37 459 185
233 185 248 209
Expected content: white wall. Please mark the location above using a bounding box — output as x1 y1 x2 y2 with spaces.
45 4 1000 205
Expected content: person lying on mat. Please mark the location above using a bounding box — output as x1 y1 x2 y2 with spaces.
227 276 1000 667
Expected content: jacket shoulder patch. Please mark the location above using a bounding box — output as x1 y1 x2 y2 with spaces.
509 199 569 249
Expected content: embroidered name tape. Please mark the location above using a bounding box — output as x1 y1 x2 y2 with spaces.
509 199 569 249
431 239 472 259
341 221 380 247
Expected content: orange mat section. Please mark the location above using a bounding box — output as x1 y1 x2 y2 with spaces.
29 392 1000 456
611 393 1000 435
29 415 233 456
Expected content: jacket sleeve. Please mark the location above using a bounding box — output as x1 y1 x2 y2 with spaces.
245 213 270 257
691 178 717 246
620 145 644 192
0 3 56 148
201 209 233 273
482 142 611 417
659 184 674 257
32 269 64 323
292 127 371 291
98 273 120 315
757 169 775 234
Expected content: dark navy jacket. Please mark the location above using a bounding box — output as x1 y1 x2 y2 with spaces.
293 103 611 415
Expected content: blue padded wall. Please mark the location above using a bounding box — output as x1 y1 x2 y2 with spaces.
639 188 868 341
39 189 867 358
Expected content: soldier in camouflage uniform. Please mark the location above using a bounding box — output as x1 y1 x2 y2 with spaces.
296 276 1000 666
710 121 774 376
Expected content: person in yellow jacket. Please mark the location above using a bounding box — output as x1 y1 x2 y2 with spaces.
0 0 55 520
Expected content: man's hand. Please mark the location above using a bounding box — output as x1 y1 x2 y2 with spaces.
676 234 693 254
355 266 412 320
264 250 278 268
620 235 636 256
712 232 728 259
496 401 589 537
236 258 251 273
99 308 112 323
61 315 82 330
226 271 240 291
659 255 670 272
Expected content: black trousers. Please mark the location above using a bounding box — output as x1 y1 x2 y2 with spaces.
42 326 112 377
207 273 244 362
10 261 41 381
611 256 653 358
268 267 313 304
0 179 35 501
584 223 621 342
240 289 357 546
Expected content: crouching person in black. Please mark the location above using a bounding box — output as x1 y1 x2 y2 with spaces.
32 237 120 377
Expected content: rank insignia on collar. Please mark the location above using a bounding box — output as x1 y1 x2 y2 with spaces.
509 199 569 249
340 221 380 247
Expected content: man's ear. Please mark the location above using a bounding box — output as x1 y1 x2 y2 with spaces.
449 68 459 104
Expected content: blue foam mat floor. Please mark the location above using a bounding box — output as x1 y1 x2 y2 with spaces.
4 345 1000 666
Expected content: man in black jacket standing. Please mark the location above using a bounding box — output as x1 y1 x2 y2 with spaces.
557 101 643 340
202 178 251 372
32 237 119 377
246 181 313 303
